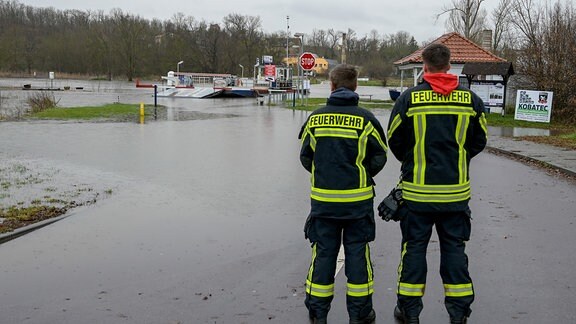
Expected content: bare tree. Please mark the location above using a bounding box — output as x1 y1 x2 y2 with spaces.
490 0 513 54
196 22 224 73
222 14 263 72
509 0 544 85
327 29 342 60
91 10 116 80
162 13 198 73
438 0 488 42
510 0 541 44
510 0 576 123
260 31 286 68
110 10 149 81
309 29 331 58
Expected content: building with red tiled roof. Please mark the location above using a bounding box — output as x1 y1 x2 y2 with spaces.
394 32 507 89
395 32 505 65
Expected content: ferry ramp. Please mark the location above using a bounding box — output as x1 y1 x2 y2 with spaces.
156 87 223 98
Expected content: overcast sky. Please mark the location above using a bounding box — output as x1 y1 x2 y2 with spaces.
18 0 540 44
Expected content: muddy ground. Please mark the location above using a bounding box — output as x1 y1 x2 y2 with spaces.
0 157 114 234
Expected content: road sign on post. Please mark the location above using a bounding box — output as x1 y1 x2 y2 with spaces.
299 52 315 71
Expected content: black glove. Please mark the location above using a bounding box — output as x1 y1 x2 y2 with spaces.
378 187 403 222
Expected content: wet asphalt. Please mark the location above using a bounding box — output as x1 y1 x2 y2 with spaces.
1 84 575 323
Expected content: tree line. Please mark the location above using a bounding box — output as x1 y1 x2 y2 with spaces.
0 0 418 82
0 0 574 122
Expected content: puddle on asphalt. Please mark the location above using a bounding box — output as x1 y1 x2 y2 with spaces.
488 126 551 137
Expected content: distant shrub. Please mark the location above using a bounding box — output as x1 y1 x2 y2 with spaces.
27 91 59 113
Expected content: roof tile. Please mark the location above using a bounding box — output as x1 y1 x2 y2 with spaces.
394 32 506 65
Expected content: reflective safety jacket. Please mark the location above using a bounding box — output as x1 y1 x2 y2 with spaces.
387 80 487 212
299 88 388 219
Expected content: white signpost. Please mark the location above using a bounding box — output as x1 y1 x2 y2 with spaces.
514 90 553 123
49 71 55 89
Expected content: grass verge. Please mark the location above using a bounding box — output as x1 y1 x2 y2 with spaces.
286 98 394 111
29 103 163 121
0 206 68 234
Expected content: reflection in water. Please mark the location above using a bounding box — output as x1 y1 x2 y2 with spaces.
488 126 550 137
166 109 241 121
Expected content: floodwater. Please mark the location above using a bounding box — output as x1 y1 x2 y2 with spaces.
488 125 551 137
1 79 575 323
0 77 391 110
0 77 556 139
0 78 158 117
0 80 394 323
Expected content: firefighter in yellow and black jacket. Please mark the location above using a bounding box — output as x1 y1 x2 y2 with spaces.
386 44 487 324
299 64 387 324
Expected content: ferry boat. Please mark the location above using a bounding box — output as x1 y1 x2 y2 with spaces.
136 63 296 99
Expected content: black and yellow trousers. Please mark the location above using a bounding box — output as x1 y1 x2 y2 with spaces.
304 216 375 320
396 207 474 319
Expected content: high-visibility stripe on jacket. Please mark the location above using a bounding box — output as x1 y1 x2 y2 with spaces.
387 83 487 212
301 113 387 203
300 92 387 218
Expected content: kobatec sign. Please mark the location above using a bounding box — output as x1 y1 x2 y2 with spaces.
514 90 553 123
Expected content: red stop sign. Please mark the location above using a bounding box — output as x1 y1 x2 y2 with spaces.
299 52 316 71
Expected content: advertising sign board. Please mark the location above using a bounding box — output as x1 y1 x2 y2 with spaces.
514 90 553 123
264 65 276 81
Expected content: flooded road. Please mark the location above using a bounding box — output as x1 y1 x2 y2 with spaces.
1 82 576 323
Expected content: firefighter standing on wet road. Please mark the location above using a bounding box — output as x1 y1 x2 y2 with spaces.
299 64 388 324
386 44 487 324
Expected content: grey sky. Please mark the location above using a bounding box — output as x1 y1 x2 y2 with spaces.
18 0 533 44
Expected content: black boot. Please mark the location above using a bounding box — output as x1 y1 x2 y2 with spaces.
394 306 419 324
349 309 376 324
450 316 468 324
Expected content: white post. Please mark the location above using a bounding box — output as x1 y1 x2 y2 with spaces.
294 33 304 104
286 16 290 67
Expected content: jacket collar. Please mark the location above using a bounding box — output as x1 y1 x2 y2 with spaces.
327 87 359 106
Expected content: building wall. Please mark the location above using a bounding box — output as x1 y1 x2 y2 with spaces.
281 55 330 76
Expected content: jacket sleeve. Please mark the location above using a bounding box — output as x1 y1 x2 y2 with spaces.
299 120 314 173
366 116 388 177
467 94 488 158
387 93 409 162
